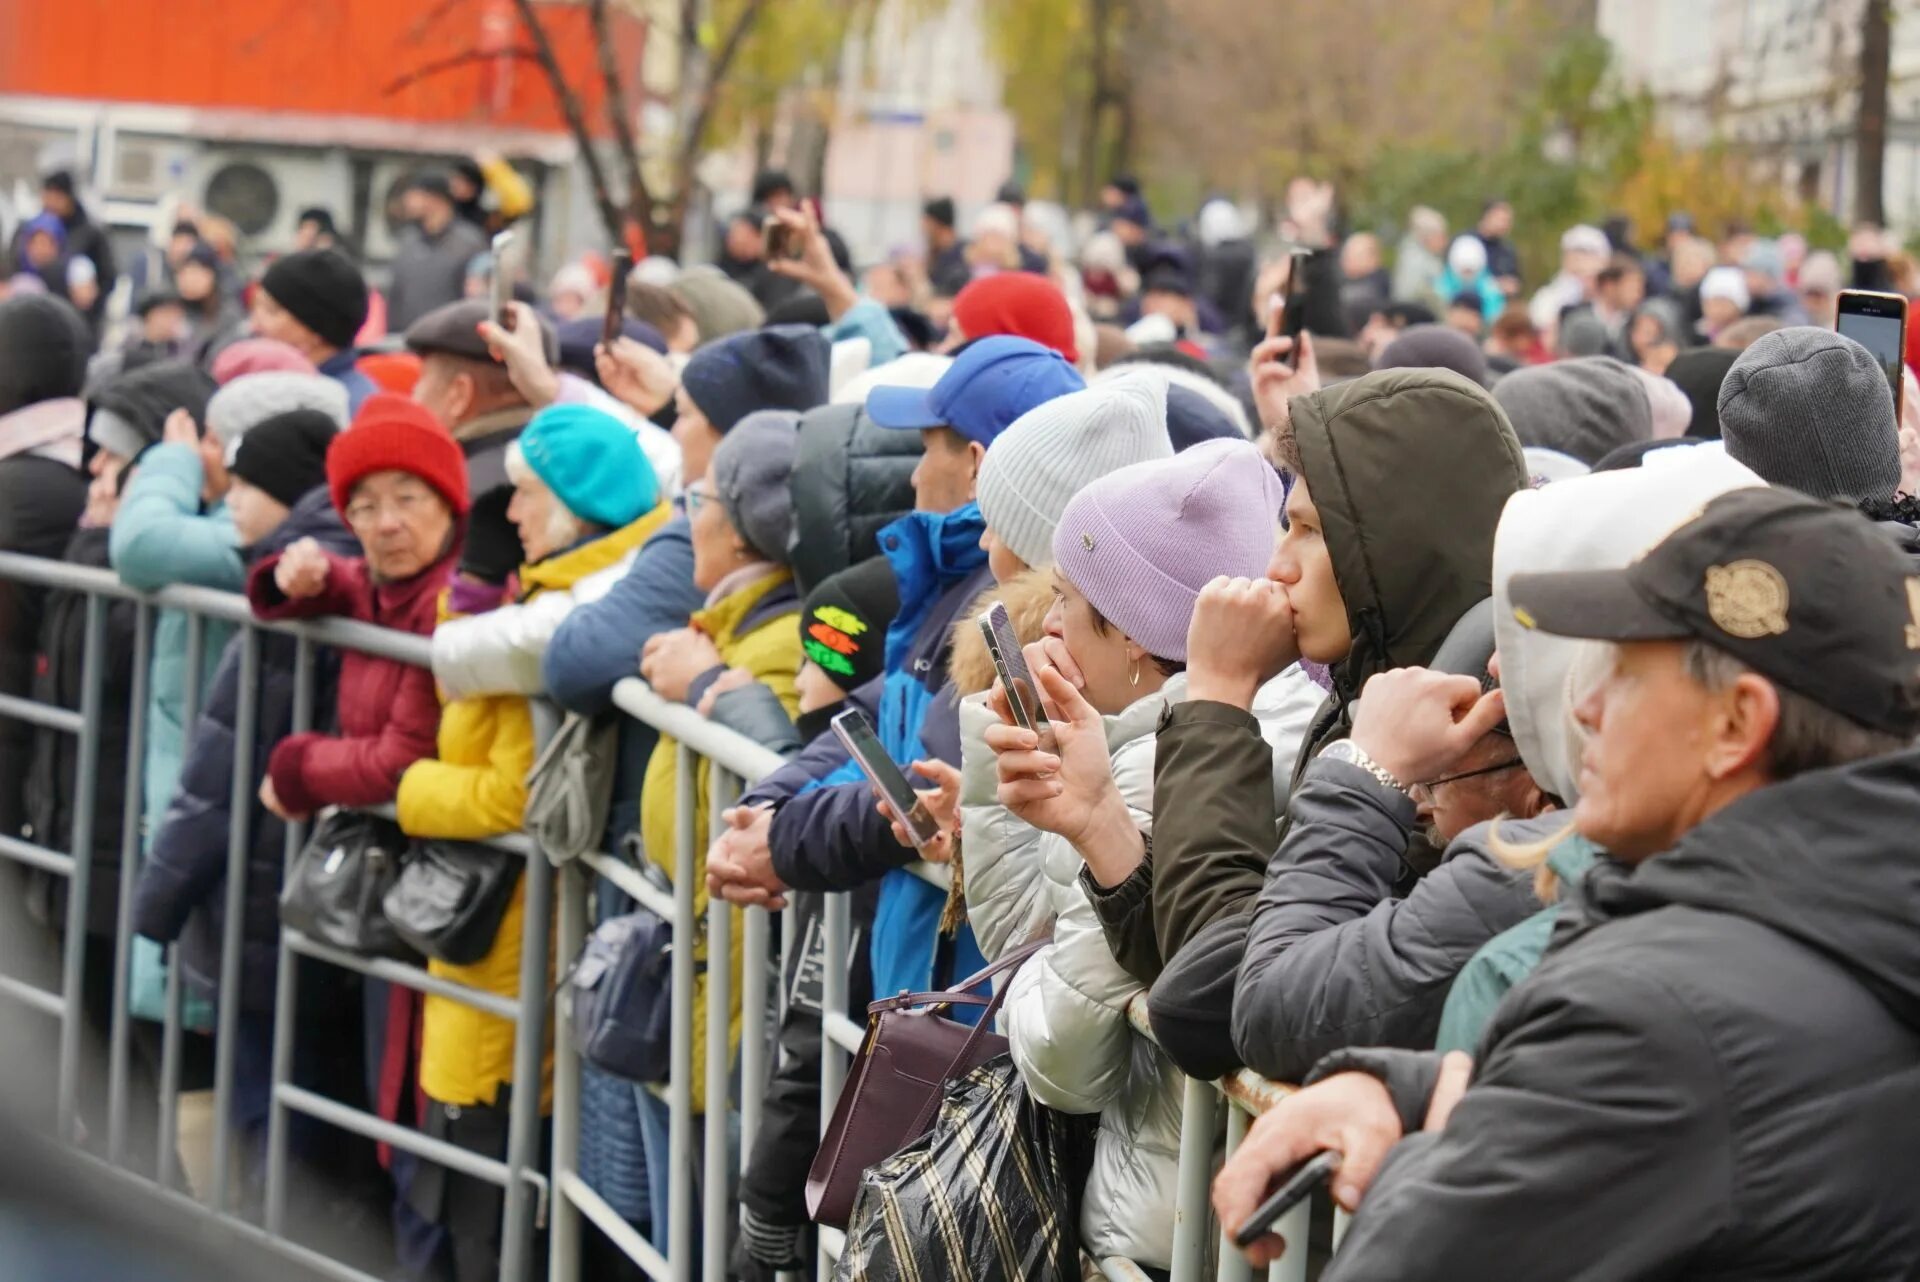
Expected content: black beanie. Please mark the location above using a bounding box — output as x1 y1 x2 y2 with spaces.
88 361 217 453
1664 347 1739 440
229 408 338 508
799 554 899 692
679 324 831 434
0 294 91 416
261 249 370 350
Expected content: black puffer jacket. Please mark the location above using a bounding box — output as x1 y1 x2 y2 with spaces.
24 526 140 937
788 402 920 595
131 488 355 1012
1323 750 1920 1281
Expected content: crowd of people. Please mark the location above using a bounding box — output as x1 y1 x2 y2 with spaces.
2 155 1919 1282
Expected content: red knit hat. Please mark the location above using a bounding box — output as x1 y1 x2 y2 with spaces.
952 273 1079 364
326 392 470 518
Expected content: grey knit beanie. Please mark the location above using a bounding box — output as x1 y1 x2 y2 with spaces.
206 372 350 448
976 368 1175 568
712 409 800 564
1718 327 1900 504
1492 357 1653 465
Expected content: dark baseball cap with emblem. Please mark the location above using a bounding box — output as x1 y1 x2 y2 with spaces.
1508 486 1920 737
404 299 559 367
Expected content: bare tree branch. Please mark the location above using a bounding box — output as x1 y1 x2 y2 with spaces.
380 46 540 96
588 0 653 225
508 0 625 244
678 0 773 178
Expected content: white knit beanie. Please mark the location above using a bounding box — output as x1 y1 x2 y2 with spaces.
975 367 1175 569
205 372 350 447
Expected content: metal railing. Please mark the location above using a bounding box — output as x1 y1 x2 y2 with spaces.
0 551 550 1282
0 549 1326 1282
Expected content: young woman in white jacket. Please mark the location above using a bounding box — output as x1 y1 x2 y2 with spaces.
958 439 1288 1270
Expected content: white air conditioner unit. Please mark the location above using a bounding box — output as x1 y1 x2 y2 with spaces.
187 147 354 253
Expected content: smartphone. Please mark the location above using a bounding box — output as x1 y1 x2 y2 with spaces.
978 602 1058 754
1836 288 1908 417
1279 246 1313 342
1232 1150 1341 1249
764 217 803 262
604 249 635 346
831 709 944 850
490 230 520 332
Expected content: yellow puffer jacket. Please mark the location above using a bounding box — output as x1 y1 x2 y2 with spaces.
641 568 801 1113
398 510 664 1110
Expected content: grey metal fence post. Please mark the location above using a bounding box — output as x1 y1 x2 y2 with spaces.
816 890 851 1278
669 743 698 1281
1215 1106 1253 1282
548 858 588 1282
264 635 315 1236
1169 1075 1221 1282
703 766 737 1282
57 593 108 1141
107 601 153 1169
209 625 259 1214
499 834 553 1281
158 609 208 1189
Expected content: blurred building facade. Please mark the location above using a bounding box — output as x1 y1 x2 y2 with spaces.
1599 0 1920 229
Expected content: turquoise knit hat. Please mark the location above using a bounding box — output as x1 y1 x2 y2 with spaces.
517 404 659 528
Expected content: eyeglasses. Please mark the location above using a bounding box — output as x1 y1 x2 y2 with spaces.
346 488 434 528
684 486 717 517
1409 758 1524 806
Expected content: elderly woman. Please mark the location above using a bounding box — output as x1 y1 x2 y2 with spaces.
631 409 805 1259
246 392 467 1276
395 402 664 1282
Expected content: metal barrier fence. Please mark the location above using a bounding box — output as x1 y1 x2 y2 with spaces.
0 550 1324 1282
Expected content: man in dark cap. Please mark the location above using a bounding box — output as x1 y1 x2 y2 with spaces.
406 298 557 584
388 170 489 329
752 169 798 214
250 249 375 411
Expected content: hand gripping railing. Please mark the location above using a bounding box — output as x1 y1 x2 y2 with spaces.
0 552 549 1282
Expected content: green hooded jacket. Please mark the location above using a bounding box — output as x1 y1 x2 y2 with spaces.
1093 369 1525 1075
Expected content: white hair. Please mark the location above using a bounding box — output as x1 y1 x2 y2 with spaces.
504 440 591 555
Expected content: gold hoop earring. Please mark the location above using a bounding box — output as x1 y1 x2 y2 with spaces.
1129 655 1141 687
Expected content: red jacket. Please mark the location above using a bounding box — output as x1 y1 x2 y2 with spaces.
249 549 456 816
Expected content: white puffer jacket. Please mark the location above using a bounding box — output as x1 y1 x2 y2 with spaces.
959 676 1185 1268
429 550 639 699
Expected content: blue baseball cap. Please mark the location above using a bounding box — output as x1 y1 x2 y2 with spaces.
865 335 1086 447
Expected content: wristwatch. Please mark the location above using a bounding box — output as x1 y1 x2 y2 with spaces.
1320 739 1409 796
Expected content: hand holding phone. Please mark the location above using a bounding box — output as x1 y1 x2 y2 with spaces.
1232 1151 1340 1249
832 710 945 850
979 602 1058 753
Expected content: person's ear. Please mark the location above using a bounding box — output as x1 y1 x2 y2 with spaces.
449 371 477 425
1704 672 1781 782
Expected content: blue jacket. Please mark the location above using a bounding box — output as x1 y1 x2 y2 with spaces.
743 503 994 1009
318 348 378 416
1435 267 1507 324
109 442 244 848
131 488 357 1012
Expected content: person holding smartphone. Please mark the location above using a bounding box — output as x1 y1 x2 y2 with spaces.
962 438 1283 1271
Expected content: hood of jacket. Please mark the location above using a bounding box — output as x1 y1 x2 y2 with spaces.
877 501 988 671
1490 452 1763 801
1578 747 1920 1030
519 501 671 598
1287 368 1527 704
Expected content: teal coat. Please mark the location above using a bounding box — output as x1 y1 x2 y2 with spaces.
110 443 243 847
1434 834 1601 1054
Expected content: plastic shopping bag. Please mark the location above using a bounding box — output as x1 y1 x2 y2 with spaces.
833 1055 1097 1282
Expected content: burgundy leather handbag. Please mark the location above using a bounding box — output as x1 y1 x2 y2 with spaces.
805 938 1047 1228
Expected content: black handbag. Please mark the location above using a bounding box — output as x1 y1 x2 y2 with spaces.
381 840 524 966
567 907 674 1083
279 811 417 960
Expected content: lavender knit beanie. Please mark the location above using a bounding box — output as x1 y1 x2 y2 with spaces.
1051 437 1283 662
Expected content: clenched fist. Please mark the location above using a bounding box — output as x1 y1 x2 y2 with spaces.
1185 575 1300 710
274 538 331 600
